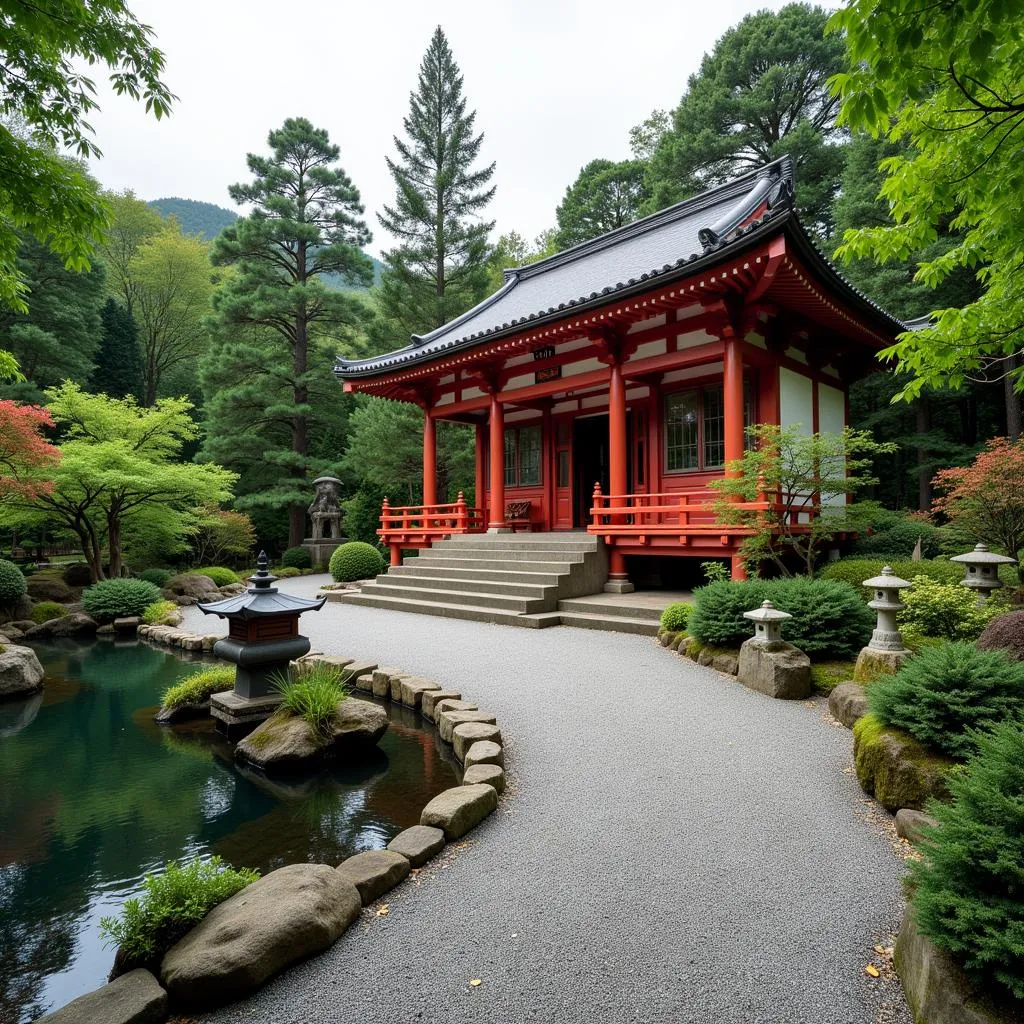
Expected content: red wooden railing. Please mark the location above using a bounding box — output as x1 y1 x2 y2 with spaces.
378 491 486 564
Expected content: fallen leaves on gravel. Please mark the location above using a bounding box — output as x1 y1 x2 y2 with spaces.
469 978 482 987
865 964 881 978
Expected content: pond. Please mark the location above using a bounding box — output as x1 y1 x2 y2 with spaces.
0 639 460 1023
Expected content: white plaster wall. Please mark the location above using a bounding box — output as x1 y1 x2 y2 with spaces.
818 383 848 508
779 368 814 434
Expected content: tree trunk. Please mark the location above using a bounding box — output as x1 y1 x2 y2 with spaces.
289 239 310 550
1005 353 1022 441
916 397 932 511
107 509 122 578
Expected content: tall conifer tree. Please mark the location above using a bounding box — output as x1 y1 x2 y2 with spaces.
376 27 496 345
208 118 372 547
90 298 142 399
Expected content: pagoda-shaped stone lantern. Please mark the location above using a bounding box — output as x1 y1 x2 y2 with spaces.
198 552 325 736
854 566 913 683
950 543 1017 605
736 599 810 699
743 600 791 646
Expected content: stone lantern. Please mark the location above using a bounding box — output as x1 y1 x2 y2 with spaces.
198 551 325 735
302 476 347 567
743 600 791 646
950 543 1017 605
854 566 912 683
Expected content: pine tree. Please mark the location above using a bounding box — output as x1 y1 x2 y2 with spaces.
206 118 372 547
376 27 496 346
90 298 142 399
554 159 649 249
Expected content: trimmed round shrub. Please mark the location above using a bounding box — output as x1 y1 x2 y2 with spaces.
31 600 67 624
185 566 240 587
660 602 691 633
867 641 1024 758
908 721 1024 1000
62 562 93 587
977 611 1024 662
280 546 312 569
82 578 162 620
274 566 302 578
898 574 998 642
853 510 941 559
137 568 172 588
820 557 964 594
329 541 385 582
0 559 27 604
688 577 873 660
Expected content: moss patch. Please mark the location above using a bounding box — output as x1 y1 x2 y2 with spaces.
810 661 857 695
160 667 235 711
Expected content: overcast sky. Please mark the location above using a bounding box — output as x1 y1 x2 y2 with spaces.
86 0 817 258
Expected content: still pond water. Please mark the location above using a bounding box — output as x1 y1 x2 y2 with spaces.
0 639 460 1023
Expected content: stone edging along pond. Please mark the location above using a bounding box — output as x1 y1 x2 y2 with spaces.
40 651 507 1024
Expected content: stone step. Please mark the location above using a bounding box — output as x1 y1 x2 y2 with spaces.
436 535 598 551
416 546 588 565
358 580 549 614
557 597 664 622
338 591 561 628
554 611 660 636
373 572 556 600
407 555 585 574
390 564 569 588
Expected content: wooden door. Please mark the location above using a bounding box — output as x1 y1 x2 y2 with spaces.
554 420 573 528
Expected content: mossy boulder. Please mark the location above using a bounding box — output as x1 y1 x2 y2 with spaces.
854 646 912 683
852 713 953 812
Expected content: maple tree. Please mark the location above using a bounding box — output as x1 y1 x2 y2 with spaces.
0 400 59 498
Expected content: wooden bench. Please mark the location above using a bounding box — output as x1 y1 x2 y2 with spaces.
505 500 533 532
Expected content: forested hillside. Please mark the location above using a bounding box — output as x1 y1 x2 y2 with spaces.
148 197 236 240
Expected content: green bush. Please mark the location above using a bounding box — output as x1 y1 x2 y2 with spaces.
280 546 312 569
99 856 258 967
820 557 963 594
659 602 691 633
82 578 162 620
688 577 873 660
142 599 179 626
274 565 302 578
186 566 240 586
867 641 1024 758
160 666 235 709
853 509 941 559
0 558 26 603
137 568 172 588
977 611 1024 662
62 562 93 587
329 541 385 582
31 600 67 624
909 722 1024 1000
899 574 999 641
273 663 349 736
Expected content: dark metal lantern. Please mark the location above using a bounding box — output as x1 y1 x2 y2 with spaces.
197 551 325 699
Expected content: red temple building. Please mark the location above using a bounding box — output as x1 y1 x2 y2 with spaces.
334 158 904 625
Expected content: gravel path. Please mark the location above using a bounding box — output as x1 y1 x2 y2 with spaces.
186 577 911 1024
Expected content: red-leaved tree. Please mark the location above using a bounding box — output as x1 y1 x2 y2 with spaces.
933 438 1024 582
0 400 60 498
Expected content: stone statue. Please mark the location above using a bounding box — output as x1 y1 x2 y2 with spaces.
307 476 343 540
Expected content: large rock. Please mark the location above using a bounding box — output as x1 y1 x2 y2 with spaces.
24 612 98 639
462 762 506 794
894 908 1019 1024
853 714 952 813
895 808 940 846
336 849 410 905
736 640 811 699
37 968 167 1024
420 783 498 840
711 653 739 676
828 683 869 729
438 709 496 744
0 593 34 624
387 825 445 867
26 575 74 603
160 864 360 1009
452 721 502 762
854 646 911 684
162 573 219 603
0 643 44 700
464 740 504 769
235 697 388 771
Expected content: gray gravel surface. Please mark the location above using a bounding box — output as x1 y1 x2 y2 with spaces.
187 577 911 1024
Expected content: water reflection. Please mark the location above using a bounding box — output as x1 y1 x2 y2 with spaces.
0 640 459 1022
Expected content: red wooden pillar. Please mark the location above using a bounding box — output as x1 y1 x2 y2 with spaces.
474 421 486 523
488 394 507 530
422 410 437 508
605 360 634 592
723 329 748 581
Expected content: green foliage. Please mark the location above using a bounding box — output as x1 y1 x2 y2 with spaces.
329 541 385 582
160 666 235 709
867 642 1024 758
899 575 999 642
281 546 312 569
141 599 178 626
853 508 941 559
688 576 874 659
99 856 257 964
62 562 93 588
137 568 172 588
0 2 172 312
830 0 1024 398
820 557 964 594
554 159 649 248
82 578 162 620
30 600 66 624
700 560 731 584
88 299 142 401
643 3 846 234
908 721 1024 999
148 197 236 240
0 558 27 603
186 566 239 587
187 506 255 568
273 664 349 736
659 602 691 633
810 661 857 695
375 27 495 346
978 612 1024 663
274 565 302 578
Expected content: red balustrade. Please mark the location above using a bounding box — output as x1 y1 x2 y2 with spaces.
379 491 486 566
